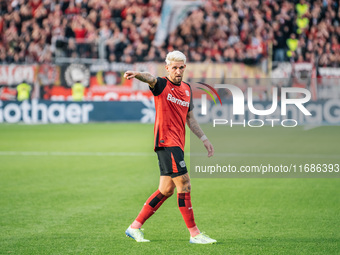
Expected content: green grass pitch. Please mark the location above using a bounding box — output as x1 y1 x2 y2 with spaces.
0 123 339 254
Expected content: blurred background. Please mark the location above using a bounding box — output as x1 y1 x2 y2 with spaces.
0 0 339 124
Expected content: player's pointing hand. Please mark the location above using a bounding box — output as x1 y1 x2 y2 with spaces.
124 71 138 80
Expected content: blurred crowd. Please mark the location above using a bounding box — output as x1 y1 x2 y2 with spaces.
0 0 162 63
0 0 340 67
172 0 340 66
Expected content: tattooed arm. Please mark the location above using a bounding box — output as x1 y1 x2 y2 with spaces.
186 111 214 157
123 71 157 88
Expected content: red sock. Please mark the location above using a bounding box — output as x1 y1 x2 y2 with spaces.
131 190 168 229
178 192 198 233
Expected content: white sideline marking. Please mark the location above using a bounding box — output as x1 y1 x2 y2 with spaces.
192 152 340 159
0 151 338 159
303 125 321 131
0 151 154 156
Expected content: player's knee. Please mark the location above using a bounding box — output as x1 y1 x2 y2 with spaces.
183 177 191 192
183 182 191 193
177 182 191 193
160 186 175 197
162 188 174 197
176 176 191 193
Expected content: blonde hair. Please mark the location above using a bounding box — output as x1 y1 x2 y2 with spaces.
165 50 186 65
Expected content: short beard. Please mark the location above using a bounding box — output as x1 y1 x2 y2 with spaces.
173 76 182 84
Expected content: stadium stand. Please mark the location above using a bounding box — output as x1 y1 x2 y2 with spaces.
0 0 339 66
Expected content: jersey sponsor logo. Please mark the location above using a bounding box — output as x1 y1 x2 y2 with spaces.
167 93 190 107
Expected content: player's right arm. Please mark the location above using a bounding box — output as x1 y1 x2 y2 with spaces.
124 71 157 88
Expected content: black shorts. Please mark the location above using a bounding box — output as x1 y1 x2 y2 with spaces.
156 147 188 178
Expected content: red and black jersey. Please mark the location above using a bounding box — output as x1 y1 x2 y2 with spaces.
150 77 194 151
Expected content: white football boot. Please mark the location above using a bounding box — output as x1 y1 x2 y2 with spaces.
190 232 217 244
125 226 150 242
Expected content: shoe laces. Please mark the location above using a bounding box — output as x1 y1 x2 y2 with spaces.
199 232 212 239
136 228 145 239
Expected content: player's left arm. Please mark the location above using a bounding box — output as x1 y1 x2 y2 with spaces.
186 111 214 157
